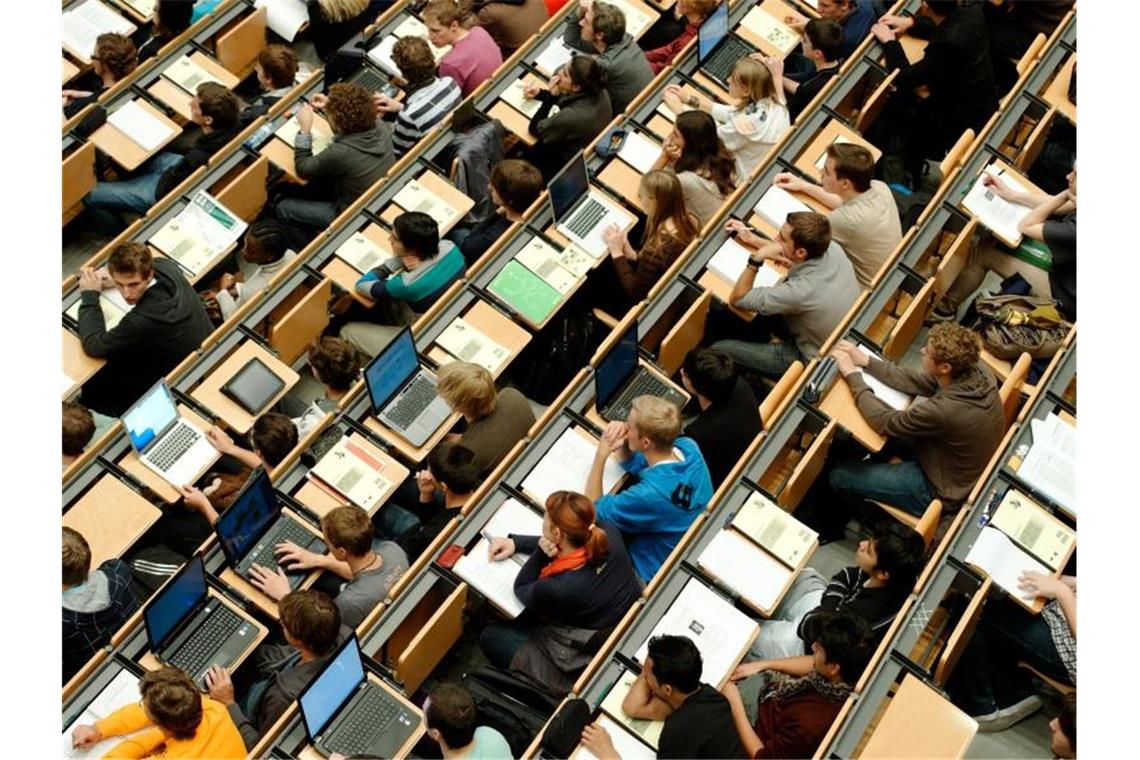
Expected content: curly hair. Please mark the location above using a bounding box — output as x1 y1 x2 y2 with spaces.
93 33 137 81
926 323 981 378
325 82 377 134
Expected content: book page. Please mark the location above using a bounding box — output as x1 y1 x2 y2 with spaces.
435 318 511 374
557 243 594 277
122 0 157 18
276 115 334 154
988 489 1074 570
521 428 625 505
336 232 390 274
187 190 247 252
483 497 545 539
393 180 459 230
255 0 309 42
964 526 1050 603
753 185 811 229
1018 415 1076 512
697 529 791 613
579 713 657 760
309 437 391 511
501 79 541 118
599 670 664 750
731 491 817 567
608 0 653 39
516 236 580 295
367 35 401 76
535 37 573 75
162 55 223 95
66 293 129 332
107 100 175 152
148 218 214 276
618 132 662 174
852 345 914 411
453 537 527 617
961 166 1032 244
741 7 801 55
63 0 135 59
63 669 143 759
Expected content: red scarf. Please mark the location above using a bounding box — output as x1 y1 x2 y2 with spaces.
538 547 590 579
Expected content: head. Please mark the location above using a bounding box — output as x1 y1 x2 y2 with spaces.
424 0 470 47
1050 693 1076 758
242 218 289 266
63 402 96 461
250 413 299 467
279 590 341 656
779 212 831 264
324 82 377 135
424 683 478 750
921 323 980 380
822 143 875 195
584 2 626 49
544 491 609 564
679 0 719 25
139 668 203 740
392 36 438 85
320 505 375 561
92 33 138 82
106 241 155 305
309 337 361 393
256 45 298 91
436 362 497 420
644 635 702 701
427 442 481 497
809 610 873 684
557 55 607 97
62 527 92 590
673 111 738 196
681 348 737 404
816 0 854 22
190 81 239 132
803 18 844 64
728 57 779 105
154 0 194 38
489 159 544 218
317 0 371 22
391 211 440 261
855 522 925 588
627 395 682 454
641 170 699 245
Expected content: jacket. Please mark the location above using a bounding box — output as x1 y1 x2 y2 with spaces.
295 121 395 211
95 698 245 759
355 242 466 313
477 0 549 54
62 560 140 685
451 120 507 226
528 89 613 179
563 15 655 115
645 21 697 74
847 361 1005 506
226 650 335 749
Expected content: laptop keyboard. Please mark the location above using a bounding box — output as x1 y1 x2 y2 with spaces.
237 520 317 577
705 37 754 82
351 68 389 93
567 198 608 237
326 687 401 756
148 424 200 472
386 375 436 429
608 372 687 422
168 606 243 677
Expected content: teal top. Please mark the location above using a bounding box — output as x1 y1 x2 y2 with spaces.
465 726 513 759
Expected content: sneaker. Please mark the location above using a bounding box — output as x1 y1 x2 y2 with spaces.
924 305 958 326
975 695 1043 733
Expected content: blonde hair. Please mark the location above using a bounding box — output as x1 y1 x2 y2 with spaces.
436 362 498 419
642 170 699 248
629 395 682 449
731 58 779 105
317 0 369 23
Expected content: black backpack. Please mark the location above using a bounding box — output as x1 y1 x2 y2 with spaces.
508 304 600 405
460 666 562 757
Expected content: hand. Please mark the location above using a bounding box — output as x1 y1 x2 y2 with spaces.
979 171 1015 201
373 93 403 113
834 339 870 368
723 218 761 249
249 564 291 601
879 14 915 34
730 661 765 681
599 421 629 455
71 725 103 749
549 70 568 96
831 347 858 378
602 224 624 257
772 172 806 194
522 80 542 99
78 267 102 293
218 273 238 296
578 0 593 14
415 468 437 497
721 679 744 706
753 240 793 268
205 426 237 455
62 89 92 107
275 540 325 572
784 15 807 32
537 536 559 557
309 93 329 110
580 723 618 760
178 484 212 515
871 22 896 43
487 537 516 561
663 133 682 162
752 53 783 80
662 90 686 116
1018 570 1068 600
205 665 235 705
296 103 314 133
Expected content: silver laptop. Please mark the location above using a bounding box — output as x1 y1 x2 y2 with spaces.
122 381 220 488
364 327 451 447
550 153 635 258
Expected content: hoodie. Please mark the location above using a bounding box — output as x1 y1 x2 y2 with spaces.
595 436 713 582
78 257 214 417
95 696 245 759
62 559 139 685
847 361 1005 506
294 120 395 211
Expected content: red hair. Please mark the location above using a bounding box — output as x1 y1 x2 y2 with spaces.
546 491 609 566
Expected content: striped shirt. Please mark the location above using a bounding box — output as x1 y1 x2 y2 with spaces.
393 77 463 156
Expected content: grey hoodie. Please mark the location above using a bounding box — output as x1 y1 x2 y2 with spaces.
295 120 396 211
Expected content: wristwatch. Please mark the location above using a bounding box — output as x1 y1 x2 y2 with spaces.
747 257 764 268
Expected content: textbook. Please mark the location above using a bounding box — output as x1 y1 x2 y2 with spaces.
706 237 781 287
962 165 1033 247
516 237 581 295
608 0 654 40
741 7 801 56
731 491 818 568
965 526 1050 606
63 0 135 59
149 191 247 276
501 80 542 118
335 232 390 274
255 0 309 42
435 318 511 374
488 260 562 325
987 489 1075 571
308 436 392 511
753 185 811 229
521 427 626 505
452 498 543 618
62 668 143 759
599 670 664 750
618 131 662 174
393 180 459 230
534 37 573 76
697 528 791 614
1017 414 1076 513
852 345 914 411
107 100 176 152
578 713 657 760
276 115 334 155
162 55 223 96
66 286 136 332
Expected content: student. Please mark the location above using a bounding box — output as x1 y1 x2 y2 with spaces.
581 634 746 759
523 55 613 180
137 0 194 61
255 505 409 629
376 36 464 157
425 0 503 97
206 590 343 749
63 33 138 123
755 18 843 122
306 0 374 61
652 110 738 227
62 528 140 685
458 158 544 265
934 162 1077 321
277 82 395 231
62 402 97 469
984 0 1074 90
436 362 536 476
827 324 1005 516
69 667 245 759
77 243 213 417
563 1 655 115
664 58 790 178
586 395 713 582
215 220 298 318
395 442 482 559
602 170 699 304
241 45 299 124
338 211 466 357
1050 693 1077 759
723 611 873 759
643 0 720 74
774 143 902 289
679 348 761 487
288 337 362 438
475 0 549 56
784 0 876 66
424 683 513 759
712 214 860 381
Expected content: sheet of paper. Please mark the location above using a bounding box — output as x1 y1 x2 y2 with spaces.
63 371 76 395
66 293 129 332
63 669 143 759
488 259 562 325
335 232 390 274
367 35 401 76
1017 414 1076 512
705 237 781 288
580 713 657 760
852 345 914 411
309 437 392 511
453 537 527 617
393 180 459 230
608 0 654 40
255 0 309 42
988 489 1074 570
63 0 135 59
815 134 854 171
535 37 573 75
483 497 545 538
162 55 223 95
633 578 759 687
741 7 801 55
618 131 662 174
122 0 156 17
521 428 625 505
965 526 1050 603
698 529 791 613
961 166 1033 245
599 671 664 750
435 317 511 374
107 100 176 152
148 219 215 275
276 115 334 154
753 184 811 228
731 491 817 568
1033 414 1076 459
557 243 594 277
516 236 580 295
501 79 542 117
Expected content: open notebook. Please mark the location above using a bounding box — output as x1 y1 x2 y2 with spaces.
62 669 143 759
435 318 511 375
1017 414 1076 513
452 499 544 617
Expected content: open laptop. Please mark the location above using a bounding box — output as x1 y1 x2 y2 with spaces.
550 153 635 258
364 327 451 447
594 318 687 422
299 634 420 758
143 555 255 689
121 381 220 488
698 2 757 88
214 469 326 589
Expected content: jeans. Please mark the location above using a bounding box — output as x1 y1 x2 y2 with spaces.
480 621 532 669
828 459 935 517
748 568 827 661
711 339 803 381
374 504 421 541
276 197 338 231
83 152 184 232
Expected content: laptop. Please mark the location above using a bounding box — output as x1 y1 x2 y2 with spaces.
299 634 420 758
364 327 451 447
594 318 687 421
121 381 220 488
214 469 327 589
698 2 757 88
143 556 255 689
550 153 635 258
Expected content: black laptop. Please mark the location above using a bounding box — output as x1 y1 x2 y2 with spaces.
698 2 757 88
594 318 687 421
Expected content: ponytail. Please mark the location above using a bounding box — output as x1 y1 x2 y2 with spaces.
546 491 610 566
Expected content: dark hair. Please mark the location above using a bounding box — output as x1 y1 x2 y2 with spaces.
393 211 440 259
244 218 289 265
812 610 873 683
156 0 194 38
785 211 831 259
279 590 341 655
195 81 240 130
257 44 299 89
546 491 609 565
682 348 737 404
566 54 607 95
139 668 203 740
426 683 477 748
93 33 138 80
251 413 298 467
924 0 960 17
427 442 481 494
674 111 738 197
108 241 154 277
321 505 375 556
309 337 361 392
62 527 92 587
393 36 438 84
826 143 874 192
647 634 702 693
592 2 627 46
490 159 544 215
1057 692 1076 750
870 522 925 589
804 18 844 62
63 402 96 457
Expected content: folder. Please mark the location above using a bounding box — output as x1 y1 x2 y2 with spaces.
488 260 562 325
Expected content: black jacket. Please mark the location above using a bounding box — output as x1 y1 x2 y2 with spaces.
683 376 762 487
528 89 613 180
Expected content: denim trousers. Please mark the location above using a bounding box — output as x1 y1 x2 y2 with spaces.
828 459 935 517
712 339 804 381
276 197 338 231
480 620 532 670
83 152 184 231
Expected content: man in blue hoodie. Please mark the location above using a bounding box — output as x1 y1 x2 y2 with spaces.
586 395 713 583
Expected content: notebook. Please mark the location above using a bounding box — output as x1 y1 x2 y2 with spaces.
62 669 143 759
107 100 175 152
488 259 562 325
706 237 782 287
393 180 459 230
534 37 573 75
964 526 1050 605
987 489 1074 571
435 318 511 374
452 499 544 617
617 132 662 174
731 491 818 567
276 115 334 154
1017 414 1076 513
753 185 812 229
516 237 581 295
309 436 392 511
501 80 542 118
520 427 626 505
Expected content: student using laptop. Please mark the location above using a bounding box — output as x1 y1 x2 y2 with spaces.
522 56 613 181
375 36 464 157
62 401 97 470
754 18 844 121
423 683 513 759
563 1 655 115
586 396 713 582
425 0 504 97
121 380 221 490
241 45 299 125
644 0 720 74
77 241 213 417
215 219 299 319
437 362 536 476
456 158 545 266
549 153 636 259
679 347 761 487
651 111 738 227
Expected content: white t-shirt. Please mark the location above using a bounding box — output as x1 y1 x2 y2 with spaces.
711 99 791 179
828 180 903 289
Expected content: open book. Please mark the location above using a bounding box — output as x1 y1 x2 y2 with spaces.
1017 414 1076 513
255 0 309 42
62 668 143 759
452 499 544 618
309 437 392 511
63 0 135 59
732 491 818 567
741 7 801 56
435 318 510 375
599 670 664 751
335 232 390 274
965 526 1050 606
961 165 1033 246
516 236 581 295
393 180 459 230
534 37 573 76
697 529 792 614
987 489 1075 571
149 191 247 276
66 285 137 332
162 56 223 96
521 428 625 505
851 345 914 411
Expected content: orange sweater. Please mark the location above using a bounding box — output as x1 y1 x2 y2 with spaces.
95 698 246 759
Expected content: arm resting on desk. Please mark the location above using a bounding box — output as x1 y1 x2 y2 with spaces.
883 27 948 93
95 704 165 760
1018 192 1074 242
865 357 940 396
622 669 676 721
528 92 561 139
847 372 944 438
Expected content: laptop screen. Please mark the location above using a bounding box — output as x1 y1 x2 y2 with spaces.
122 382 179 453
300 635 366 739
595 319 639 410
548 154 589 224
214 470 279 567
144 556 208 651
364 328 419 413
698 2 730 62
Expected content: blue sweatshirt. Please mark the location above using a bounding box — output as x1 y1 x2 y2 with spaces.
595 437 713 582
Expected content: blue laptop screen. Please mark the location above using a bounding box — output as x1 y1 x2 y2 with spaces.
300 636 366 738
144 556 207 650
215 471 279 566
365 329 419 412
698 2 730 61
595 320 639 410
549 154 589 223
123 383 178 453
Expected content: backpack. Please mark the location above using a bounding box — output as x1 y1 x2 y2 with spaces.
969 294 1072 361
888 159 944 230
509 304 600 405
541 698 592 758
460 666 562 757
